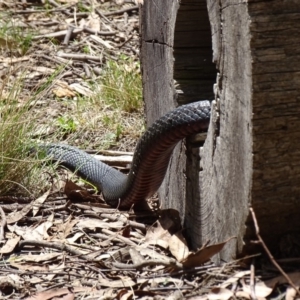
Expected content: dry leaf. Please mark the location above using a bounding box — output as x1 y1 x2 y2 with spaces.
144 209 182 249
235 291 252 299
16 253 61 263
53 86 76 98
64 180 95 202
7 203 33 224
137 277 183 287
0 56 30 63
0 37 16 49
10 261 49 272
76 218 124 230
66 232 84 243
56 217 79 239
182 237 236 268
242 281 273 298
24 287 90 300
9 220 53 241
86 13 101 31
32 190 50 216
168 231 189 262
0 236 21 254
207 287 233 300
64 180 84 195
24 221 53 241
55 293 75 300
187 296 207 300
29 66 55 74
144 225 170 249
129 248 144 265
286 286 298 300
69 83 93 96
119 290 158 299
97 276 136 288
47 263 66 281
139 247 170 261
90 35 114 49
221 270 251 288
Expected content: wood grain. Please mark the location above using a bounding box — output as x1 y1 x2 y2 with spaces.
141 0 300 260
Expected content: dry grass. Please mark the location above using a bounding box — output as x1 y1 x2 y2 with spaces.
0 55 144 195
0 77 45 195
0 15 144 196
100 55 143 113
48 56 144 151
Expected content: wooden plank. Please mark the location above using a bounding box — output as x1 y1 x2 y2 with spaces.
140 0 187 214
199 0 253 260
199 0 300 260
248 0 300 253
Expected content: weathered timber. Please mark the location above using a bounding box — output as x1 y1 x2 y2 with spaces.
141 0 300 261
199 0 300 260
140 0 185 214
140 0 215 226
247 1 300 257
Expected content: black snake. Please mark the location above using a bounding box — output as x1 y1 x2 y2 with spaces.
42 100 211 208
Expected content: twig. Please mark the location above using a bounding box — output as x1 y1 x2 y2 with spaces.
250 207 300 295
95 9 115 25
33 28 83 40
0 203 28 212
19 240 82 255
104 5 139 16
250 260 257 300
93 67 102 75
99 213 147 231
93 154 132 167
18 240 106 265
73 203 115 212
101 228 137 247
57 52 102 62
42 200 72 213
83 63 91 78
36 54 71 65
86 149 134 156
47 0 60 8
160 264 216 277
62 26 75 45
117 35 133 49
0 196 33 203
12 4 75 14
83 26 117 36
0 207 7 241
112 257 182 270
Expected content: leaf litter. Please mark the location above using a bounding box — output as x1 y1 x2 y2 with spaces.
0 0 300 299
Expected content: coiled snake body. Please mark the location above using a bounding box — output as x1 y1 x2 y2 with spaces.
43 101 211 208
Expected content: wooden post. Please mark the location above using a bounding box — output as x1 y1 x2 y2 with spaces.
140 0 300 261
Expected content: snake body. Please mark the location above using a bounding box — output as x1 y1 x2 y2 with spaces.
43 101 211 208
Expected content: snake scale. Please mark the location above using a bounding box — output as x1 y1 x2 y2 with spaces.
42 100 211 208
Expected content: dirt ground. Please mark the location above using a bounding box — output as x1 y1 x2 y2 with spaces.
0 1 298 299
